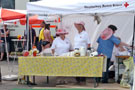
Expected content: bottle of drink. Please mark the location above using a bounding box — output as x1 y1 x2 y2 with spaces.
87 47 91 56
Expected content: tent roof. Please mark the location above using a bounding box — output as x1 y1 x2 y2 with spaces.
20 15 43 25
0 8 26 21
27 0 135 15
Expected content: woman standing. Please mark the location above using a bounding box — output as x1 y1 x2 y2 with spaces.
74 21 91 50
51 29 73 84
51 29 72 56
74 21 91 84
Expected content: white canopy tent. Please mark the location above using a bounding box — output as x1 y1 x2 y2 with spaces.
27 0 135 14
27 0 135 48
27 0 135 89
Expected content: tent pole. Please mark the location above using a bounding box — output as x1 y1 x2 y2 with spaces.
30 26 33 49
2 22 18 80
3 22 10 74
132 15 135 56
26 14 29 51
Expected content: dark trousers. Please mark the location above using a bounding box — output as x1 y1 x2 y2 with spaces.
102 58 111 83
38 40 42 52
76 77 86 83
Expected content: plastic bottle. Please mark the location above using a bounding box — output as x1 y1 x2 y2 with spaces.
87 47 91 56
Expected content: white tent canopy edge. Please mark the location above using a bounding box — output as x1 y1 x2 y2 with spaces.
27 0 135 14
26 0 135 47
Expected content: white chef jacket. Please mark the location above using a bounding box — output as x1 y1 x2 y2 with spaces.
51 37 72 56
74 30 90 49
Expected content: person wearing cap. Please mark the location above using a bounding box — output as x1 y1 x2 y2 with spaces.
0 24 10 61
51 29 72 56
74 21 91 84
97 25 121 83
74 21 91 50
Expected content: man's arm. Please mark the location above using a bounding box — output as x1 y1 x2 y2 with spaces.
6 29 9 36
111 36 121 46
120 42 130 47
22 36 26 48
86 33 91 48
51 49 55 55
33 36 36 46
87 44 91 48
50 39 56 55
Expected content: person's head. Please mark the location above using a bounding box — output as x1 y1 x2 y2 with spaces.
74 21 85 33
55 26 58 31
45 24 50 30
100 28 113 40
29 25 32 30
3 24 7 29
108 25 117 34
59 33 66 40
56 29 68 40
40 21 46 28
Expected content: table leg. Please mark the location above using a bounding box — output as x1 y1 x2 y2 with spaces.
94 77 98 88
26 76 30 85
47 76 49 84
0 67 1 82
33 76 35 84
117 58 120 83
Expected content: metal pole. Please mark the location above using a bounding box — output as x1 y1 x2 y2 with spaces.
3 22 10 75
26 14 29 51
30 26 32 49
132 15 135 56
132 14 135 90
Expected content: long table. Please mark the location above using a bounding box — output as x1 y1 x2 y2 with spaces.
18 56 104 87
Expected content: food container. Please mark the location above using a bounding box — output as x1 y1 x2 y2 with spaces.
79 47 86 56
74 49 80 57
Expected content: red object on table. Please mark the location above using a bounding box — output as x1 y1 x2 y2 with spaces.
18 37 21 40
33 51 37 57
17 35 22 40
23 52 29 56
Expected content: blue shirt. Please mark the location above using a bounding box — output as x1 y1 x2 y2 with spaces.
97 35 120 58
